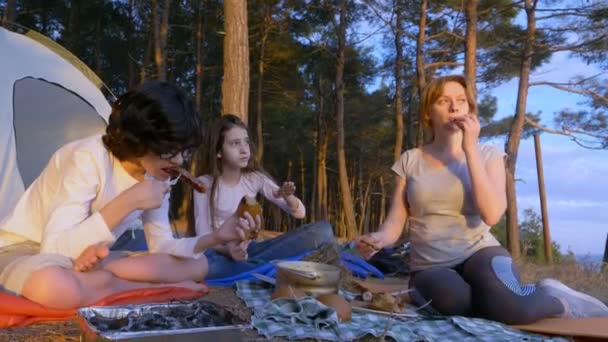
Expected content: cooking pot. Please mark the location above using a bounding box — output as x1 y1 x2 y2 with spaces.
274 261 341 295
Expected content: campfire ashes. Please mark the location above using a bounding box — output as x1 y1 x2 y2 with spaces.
79 299 246 340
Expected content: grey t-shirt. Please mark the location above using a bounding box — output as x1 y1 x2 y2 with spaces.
391 144 505 271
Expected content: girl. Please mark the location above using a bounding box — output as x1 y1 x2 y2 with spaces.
193 114 335 279
0 81 257 309
356 75 608 324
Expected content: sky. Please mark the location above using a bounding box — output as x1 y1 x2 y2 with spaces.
489 51 607 256
358 5 607 256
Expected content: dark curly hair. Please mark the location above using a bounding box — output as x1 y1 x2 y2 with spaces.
102 80 202 160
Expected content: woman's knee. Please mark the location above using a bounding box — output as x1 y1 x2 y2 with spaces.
21 267 84 309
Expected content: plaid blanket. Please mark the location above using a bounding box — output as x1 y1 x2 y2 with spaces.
236 280 569 342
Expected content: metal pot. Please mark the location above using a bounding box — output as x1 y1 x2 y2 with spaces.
274 261 341 295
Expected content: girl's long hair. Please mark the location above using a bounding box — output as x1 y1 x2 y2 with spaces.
199 114 273 230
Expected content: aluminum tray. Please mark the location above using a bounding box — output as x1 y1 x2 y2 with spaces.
77 300 248 342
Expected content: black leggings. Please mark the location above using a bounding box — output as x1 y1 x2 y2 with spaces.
409 246 564 325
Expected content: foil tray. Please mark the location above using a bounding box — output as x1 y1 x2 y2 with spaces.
77 299 248 342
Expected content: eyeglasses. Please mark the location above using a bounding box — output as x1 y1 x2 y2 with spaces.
160 148 195 162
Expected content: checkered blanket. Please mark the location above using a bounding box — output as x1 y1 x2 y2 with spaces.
236 280 568 342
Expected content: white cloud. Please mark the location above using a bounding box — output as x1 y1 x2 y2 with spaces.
502 91 608 256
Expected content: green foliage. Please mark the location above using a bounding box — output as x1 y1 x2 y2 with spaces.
490 214 508 247
5 0 606 234
491 208 564 264
478 25 560 85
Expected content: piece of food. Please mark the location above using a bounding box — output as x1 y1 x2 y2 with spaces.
236 195 262 239
368 293 404 313
271 286 307 300
361 291 374 302
162 166 206 193
316 294 352 322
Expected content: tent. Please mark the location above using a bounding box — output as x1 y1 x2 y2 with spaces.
0 24 114 219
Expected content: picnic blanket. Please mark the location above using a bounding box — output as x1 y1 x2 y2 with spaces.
236 280 568 342
206 251 383 286
0 286 208 329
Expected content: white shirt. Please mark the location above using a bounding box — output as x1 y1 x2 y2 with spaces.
193 172 305 236
0 135 203 260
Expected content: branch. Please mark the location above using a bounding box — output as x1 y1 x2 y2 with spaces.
562 126 608 140
426 30 464 42
524 116 607 150
524 116 569 136
362 0 394 27
352 23 388 46
545 34 608 53
529 80 608 105
424 61 462 69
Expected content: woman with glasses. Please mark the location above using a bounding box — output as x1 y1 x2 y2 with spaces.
0 80 258 309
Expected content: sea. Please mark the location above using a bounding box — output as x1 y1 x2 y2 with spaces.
575 254 605 271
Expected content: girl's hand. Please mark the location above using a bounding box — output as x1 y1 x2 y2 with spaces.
354 232 384 260
128 179 170 210
228 240 249 261
215 212 261 243
452 114 480 152
73 242 109 272
273 181 296 198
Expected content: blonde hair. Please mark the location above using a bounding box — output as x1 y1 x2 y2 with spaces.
420 75 476 130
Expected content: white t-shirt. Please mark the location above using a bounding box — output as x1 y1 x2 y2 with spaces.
193 172 305 236
392 144 505 271
0 135 203 260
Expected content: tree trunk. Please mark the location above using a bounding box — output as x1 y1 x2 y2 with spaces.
255 7 271 162
534 133 552 264
393 0 404 161
140 29 153 83
406 80 416 149
127 0 136 88
415 0 427 146
152 0 169 81
66 0 81 53
299 146 306 208
195 0 205 112
464 0 478 100
505 0 537 259
222 0 249 122
40 1 49 34
335 0 357 240
316 81 329 221
379 176 386 225
358 174 372 235
95 9 103 76
1 0 16 27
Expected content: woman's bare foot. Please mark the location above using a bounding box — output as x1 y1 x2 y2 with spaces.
74 243 110 272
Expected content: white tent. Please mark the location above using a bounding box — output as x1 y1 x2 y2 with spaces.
0 25 113 219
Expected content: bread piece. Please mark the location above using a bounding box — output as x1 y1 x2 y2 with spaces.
236 196 262 239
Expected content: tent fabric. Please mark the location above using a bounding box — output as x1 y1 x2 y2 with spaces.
0 26 112 219
0 286 209 329
13 78 108 187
